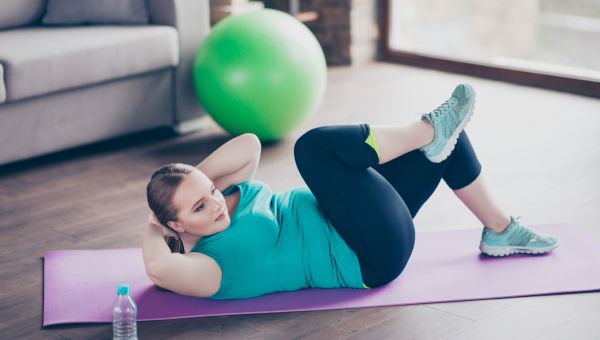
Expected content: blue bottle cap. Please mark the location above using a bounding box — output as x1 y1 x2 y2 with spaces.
116 283 130 295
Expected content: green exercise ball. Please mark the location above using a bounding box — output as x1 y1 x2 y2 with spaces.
193 9 327 141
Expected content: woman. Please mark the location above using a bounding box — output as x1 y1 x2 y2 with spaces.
142 83 559 300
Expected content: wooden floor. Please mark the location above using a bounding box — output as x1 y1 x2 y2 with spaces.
1 61 599 339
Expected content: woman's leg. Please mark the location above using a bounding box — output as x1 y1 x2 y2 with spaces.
294 123 416 288
368 119 435 164
371 121 516 233
370 126 483 219
453 174 511 233
294 122 484 287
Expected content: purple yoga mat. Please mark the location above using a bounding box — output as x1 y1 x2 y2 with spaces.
43 223 600 326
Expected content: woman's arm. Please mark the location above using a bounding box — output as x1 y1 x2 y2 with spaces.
141 214 173 281
141 213 220 297
195 133 261 192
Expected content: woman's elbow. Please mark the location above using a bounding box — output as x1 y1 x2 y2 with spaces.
145 260 163 284
242 133 261 155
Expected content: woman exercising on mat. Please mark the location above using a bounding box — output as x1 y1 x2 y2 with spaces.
142 83 559 300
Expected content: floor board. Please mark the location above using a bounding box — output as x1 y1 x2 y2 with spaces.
1 61 599 339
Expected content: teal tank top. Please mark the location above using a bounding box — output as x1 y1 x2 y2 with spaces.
190 179 367 300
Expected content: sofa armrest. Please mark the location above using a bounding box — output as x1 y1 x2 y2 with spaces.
147 0 211 130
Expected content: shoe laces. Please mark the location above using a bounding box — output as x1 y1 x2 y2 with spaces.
505 216 539 246
431 98 455 118
430 97 460 139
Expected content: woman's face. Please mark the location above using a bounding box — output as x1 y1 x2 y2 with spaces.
168 169 230 237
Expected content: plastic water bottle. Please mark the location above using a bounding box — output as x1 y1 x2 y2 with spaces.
113 283 138 340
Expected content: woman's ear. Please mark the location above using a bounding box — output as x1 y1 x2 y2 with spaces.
166 221 183 234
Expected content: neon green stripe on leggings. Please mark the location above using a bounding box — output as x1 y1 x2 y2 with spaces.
364 128 381 161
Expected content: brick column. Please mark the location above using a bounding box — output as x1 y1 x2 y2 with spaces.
264 0 379 66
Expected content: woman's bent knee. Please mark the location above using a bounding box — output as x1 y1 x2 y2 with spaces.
367 256 413 288
362 231 415 288
294 127 326 163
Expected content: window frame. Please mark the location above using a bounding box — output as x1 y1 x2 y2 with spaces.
377 0 600 98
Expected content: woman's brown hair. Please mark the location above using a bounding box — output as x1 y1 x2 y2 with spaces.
146 162 195 254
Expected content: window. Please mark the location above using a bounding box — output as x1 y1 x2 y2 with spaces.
382 0 600 97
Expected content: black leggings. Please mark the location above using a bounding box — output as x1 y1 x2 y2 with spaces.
293 124 482 288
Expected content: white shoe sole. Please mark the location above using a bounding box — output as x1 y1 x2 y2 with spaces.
479 241 560 257
427 86 476 163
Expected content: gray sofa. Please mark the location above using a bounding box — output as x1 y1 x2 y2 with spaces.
0 0 211 166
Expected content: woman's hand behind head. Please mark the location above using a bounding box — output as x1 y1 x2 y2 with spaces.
148 211 179 239
148 212 162 227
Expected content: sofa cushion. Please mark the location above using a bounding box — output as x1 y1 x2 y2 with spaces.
0 25 179 103
42 0 150 25
0 0 46 30
0 63 5 103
